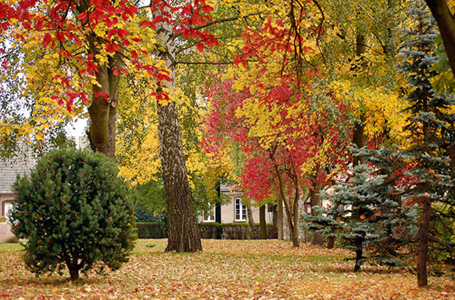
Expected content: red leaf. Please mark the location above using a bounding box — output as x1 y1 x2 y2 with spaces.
197 42 204 52
201 5 213 13
42 33 53 48
131 50 138 59
78 12 88 20
139 20 149 28
152 15 162 23
113 69 119 76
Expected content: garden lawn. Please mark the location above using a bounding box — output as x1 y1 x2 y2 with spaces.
0 239 454 299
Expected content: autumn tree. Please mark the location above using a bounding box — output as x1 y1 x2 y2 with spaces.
397 0 455 287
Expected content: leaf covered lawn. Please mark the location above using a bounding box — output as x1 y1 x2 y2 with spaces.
0 239 454 299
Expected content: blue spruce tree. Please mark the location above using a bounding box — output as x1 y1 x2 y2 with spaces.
397 0 455 287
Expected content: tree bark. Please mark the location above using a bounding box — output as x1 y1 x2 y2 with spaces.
310 179 323 245
259 205 267 239
155 7 201 252
417 198 431 287
75 0 120 158
158 100 202 252
425 0 455 78
246 204 259 239
354 236 363 272
277 198 284 240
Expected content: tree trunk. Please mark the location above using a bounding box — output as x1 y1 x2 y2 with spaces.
352 32 368 166
155 7 201 252
259 205 267 239
76 0 121 158
246 204 259 239
158 101 202 252
277 198 284 240
425 0 455 78
417 198 431 287
310 180 323 246
327 235 336 249
354 236 363 272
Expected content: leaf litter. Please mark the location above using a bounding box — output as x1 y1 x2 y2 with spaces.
0 240 453 299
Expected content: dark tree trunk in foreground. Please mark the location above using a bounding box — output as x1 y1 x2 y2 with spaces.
155 7 201 252
417 199 431 287
425 0 455 77
157 99 202 252
354 237 363 272
259 205 267 239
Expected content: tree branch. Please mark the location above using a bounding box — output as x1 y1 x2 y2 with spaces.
170 12 264 41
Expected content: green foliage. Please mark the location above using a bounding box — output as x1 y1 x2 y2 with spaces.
397 1 455 278
430 203 455 264
129 178 166 222
10 149 136 280
136 222 167 239
304 156 417 271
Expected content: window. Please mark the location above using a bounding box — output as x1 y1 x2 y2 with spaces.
268 204 274 223
202 204 215 222
235 198 247 221
3 201 13 222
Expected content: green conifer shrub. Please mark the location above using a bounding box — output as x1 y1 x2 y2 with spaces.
10 149 135 281
304 151 417 272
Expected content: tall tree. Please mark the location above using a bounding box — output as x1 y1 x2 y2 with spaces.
397 0 455 287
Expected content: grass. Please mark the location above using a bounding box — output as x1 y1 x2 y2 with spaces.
0 239 454 299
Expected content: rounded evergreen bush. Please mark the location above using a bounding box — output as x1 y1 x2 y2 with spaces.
10 149 135 281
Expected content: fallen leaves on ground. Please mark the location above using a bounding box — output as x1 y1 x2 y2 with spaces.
0 240 454 299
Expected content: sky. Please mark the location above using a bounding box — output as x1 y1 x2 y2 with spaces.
65 118 87 138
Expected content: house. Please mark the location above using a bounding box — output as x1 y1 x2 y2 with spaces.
198 184 274 224
0 153 35 221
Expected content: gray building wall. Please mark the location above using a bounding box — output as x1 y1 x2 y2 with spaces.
0 153 35 218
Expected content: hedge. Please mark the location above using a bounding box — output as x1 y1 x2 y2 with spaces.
135 222 277 239
199 223 277 240
136 222 167 239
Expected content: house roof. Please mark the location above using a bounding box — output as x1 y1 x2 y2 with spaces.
0 154 34 194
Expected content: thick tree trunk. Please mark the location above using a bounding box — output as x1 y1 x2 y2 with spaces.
155 7 201 252
425 0 455 78
417 199 431 287
158 101 202 252
77 0 121 158
259 205 267 239
310 180 323 246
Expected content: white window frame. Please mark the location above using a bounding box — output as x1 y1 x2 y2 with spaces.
234 198 247 222
3 201 13 223
202 203 215 222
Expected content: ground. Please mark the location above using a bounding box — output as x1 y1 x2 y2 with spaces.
0 239 454 299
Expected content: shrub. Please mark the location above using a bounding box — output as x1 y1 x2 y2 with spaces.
10 149 135 281
198 223 277 239
136 222 167 238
